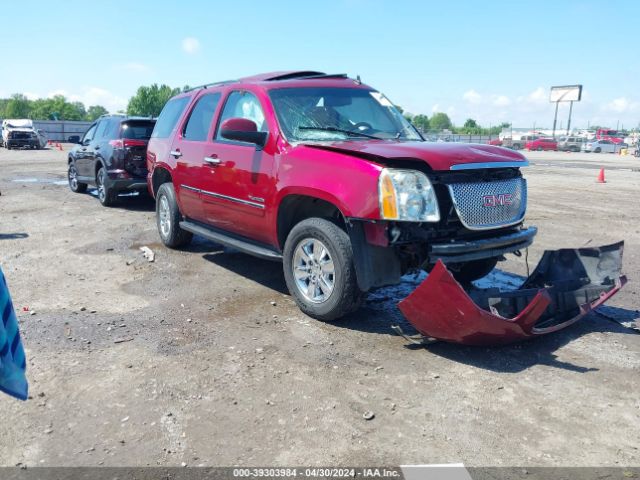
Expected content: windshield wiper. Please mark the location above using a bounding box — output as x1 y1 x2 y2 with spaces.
298 126 382 140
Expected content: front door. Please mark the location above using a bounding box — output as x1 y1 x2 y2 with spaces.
75 123 97 178
201 90 275 244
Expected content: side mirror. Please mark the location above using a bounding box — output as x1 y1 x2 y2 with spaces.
220 118 267 148
68 135 80 144
82 138 91 146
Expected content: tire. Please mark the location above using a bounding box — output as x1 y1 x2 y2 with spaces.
537 147 543 151
283 217 363 321
594 147 601 153
96 166 117 206
449 257 499 284
68 162 87 193
156 182 193 248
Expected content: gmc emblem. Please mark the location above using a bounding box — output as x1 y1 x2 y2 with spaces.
482 193 513 207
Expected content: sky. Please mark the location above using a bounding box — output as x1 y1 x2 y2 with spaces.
1 0 638 130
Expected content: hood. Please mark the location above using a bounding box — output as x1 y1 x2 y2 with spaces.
3 119 33 129
300 140 527 171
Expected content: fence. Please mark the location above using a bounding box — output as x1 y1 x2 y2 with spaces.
418 131 500 144
0 119 92 142
2 120 502 144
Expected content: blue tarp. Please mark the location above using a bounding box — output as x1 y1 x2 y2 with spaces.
0 267 28 400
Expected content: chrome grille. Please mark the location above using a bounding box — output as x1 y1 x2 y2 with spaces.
447 178 527 230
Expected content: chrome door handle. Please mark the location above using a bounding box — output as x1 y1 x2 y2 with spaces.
170 150 182 158
204 156 221 166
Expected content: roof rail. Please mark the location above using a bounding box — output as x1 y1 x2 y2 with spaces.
185 79 238 92
264 72 349 81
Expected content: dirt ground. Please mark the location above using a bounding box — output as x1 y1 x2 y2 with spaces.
0 146 638 468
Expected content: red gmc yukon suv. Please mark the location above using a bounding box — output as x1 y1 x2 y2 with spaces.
146 71 536 321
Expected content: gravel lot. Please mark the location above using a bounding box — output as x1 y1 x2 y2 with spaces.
0 146 638 467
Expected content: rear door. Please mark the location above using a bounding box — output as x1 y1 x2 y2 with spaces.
169 91 222 223
202 89 275 244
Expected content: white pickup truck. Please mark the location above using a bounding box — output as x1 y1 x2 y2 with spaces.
1 119 47 150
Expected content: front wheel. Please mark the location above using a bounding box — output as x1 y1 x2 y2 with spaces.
156 182 193 248
68 163 87 193
283 218 363 321
594 147 602 153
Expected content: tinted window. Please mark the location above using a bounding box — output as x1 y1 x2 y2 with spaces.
182 93 221 141
95 119 110 140
216 91 267 140
121 120 156 140
152 97 190 139
82 124 97 143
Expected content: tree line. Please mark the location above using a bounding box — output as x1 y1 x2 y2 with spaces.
0 94 109 122
1 85 510 135
397 107 510 135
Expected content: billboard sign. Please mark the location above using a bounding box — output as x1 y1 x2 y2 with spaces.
550 85 582 103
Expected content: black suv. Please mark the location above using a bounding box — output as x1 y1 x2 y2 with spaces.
67 115 156 206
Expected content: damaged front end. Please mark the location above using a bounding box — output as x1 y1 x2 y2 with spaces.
396 242 627 346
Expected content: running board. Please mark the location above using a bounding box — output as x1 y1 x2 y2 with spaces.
179 221 283 261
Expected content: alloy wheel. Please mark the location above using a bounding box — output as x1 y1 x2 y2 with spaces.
68 165 78 190
158 194 171 238
292 238 335 304
97 169 106 202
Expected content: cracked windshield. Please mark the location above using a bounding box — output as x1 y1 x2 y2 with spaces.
269 87 422 141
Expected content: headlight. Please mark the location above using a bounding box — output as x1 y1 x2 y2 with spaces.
378 168 440 222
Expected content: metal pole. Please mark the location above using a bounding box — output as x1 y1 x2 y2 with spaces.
552 101 559 139
566 101 573 135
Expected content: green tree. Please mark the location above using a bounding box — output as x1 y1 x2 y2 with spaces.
463 118 478 129
0 98 9 118
4 94 31 118
429 112 452 131
29 95 86 120
127 84 181 117
86 105 109 121
411 114 430 131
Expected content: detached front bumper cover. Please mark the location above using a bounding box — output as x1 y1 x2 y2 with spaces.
398 242 626 345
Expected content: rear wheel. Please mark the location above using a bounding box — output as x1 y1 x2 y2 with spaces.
594 147 602 153
283 217 363 321
156 182 193 248
96 167 117 206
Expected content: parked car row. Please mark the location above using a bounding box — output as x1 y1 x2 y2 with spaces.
488 135 630 154
66 71 537 323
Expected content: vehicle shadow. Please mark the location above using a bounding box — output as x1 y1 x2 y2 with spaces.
0 233 29 240
202 250 288 294
87 189 156 212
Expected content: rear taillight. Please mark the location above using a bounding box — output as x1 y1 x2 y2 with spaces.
109 139 147 149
